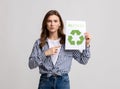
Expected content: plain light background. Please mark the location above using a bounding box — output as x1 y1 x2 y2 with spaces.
0 0 120 89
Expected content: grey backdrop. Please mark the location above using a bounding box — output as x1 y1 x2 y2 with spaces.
0 0 120 89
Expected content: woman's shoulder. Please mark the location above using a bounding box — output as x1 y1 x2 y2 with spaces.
34 38 41 45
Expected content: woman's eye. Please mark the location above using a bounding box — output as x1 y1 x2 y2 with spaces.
47 20 51 22
54 20 58 22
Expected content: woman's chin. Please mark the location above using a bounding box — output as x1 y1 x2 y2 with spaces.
49 30 57 33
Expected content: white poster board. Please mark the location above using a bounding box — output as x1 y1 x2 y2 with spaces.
65 21 86 51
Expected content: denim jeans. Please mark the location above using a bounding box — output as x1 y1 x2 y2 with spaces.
38 74 70 89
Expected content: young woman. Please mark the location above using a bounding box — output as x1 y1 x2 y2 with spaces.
29 10 91 89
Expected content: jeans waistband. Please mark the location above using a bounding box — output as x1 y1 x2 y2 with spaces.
41 73 68 77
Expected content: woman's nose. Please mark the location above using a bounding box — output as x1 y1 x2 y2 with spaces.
51 21 54 25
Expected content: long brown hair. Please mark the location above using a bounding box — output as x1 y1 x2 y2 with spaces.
39 10 65 48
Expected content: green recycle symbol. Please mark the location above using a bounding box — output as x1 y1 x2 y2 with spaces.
68 30 84 45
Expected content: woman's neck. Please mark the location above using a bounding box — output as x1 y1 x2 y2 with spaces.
48 32 59 40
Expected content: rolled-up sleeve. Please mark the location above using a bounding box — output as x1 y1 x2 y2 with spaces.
73 46 91 65
28 40 47 69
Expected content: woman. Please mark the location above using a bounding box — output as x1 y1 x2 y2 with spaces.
29 10 91 89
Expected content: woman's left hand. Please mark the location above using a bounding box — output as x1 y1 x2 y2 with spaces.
85 32 91 47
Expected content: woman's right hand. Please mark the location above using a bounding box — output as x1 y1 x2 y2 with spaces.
45 46 61 56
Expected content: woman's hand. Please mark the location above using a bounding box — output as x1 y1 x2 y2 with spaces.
45 46 61 56
85 32 91 47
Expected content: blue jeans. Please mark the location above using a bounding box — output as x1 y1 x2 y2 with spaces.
38 74 70 89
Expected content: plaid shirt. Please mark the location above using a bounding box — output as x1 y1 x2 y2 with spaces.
29 39 90 77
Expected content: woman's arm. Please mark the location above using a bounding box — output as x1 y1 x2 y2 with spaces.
28 40 47 69
73 46 90 65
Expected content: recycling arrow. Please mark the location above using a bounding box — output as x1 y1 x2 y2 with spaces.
68 30 84 45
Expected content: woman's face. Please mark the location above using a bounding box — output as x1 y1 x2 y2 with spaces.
46 15 61 33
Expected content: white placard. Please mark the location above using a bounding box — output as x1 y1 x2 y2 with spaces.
65 20 86 51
